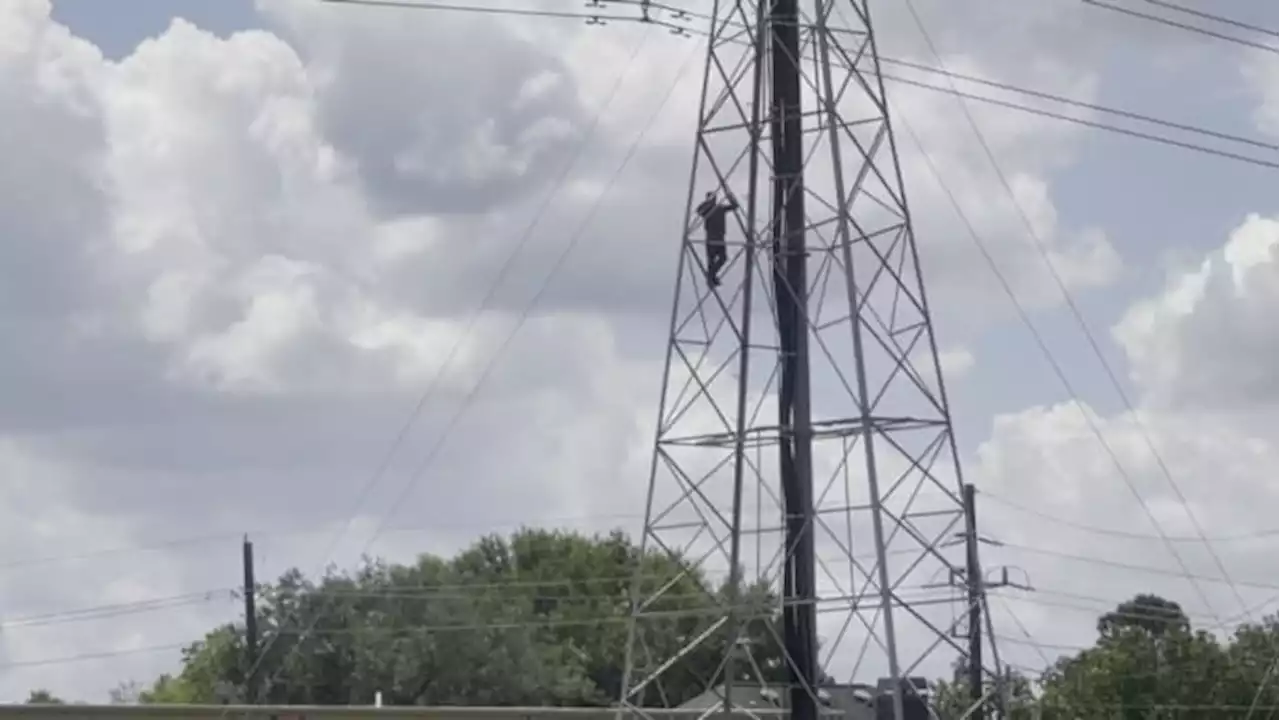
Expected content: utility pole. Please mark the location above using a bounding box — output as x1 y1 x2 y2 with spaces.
964 485 985 720
926 485 1027 720
243 535 259 704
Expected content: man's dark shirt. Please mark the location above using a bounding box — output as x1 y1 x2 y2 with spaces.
697 197 736 239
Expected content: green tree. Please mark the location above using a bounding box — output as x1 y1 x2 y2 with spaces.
1097 593 1189 639
135 633 244 705
931 661 1037 719
141 529 784 707
1038 594 1278 719
109 681 144 705
1040 624 1218 717
929 594 1278 719
24 689 65 704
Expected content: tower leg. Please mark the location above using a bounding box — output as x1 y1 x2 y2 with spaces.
722 0 772 713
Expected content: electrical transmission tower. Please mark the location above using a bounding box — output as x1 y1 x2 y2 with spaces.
619 2 992 719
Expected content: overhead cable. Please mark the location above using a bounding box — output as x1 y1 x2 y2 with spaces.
341 0 1276 167
902 0 1255 625
246 24 701 708
1142 0 1280 38
982 491 1280 543
0 643 186 670
1082 0 1279 53
878 72 1276 168
0 589 232 630
322 0 640 22
1000 542 1279 589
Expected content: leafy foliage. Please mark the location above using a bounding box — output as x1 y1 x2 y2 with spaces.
134 529 783 707
117 531 1276 718
1097 593 1190 639
24 689 65 704
931 663 1038 719
933 594 1278 719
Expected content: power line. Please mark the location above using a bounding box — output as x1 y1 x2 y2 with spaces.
236 23 663 701
895 71 1243 614
996 632 1090 653
251 594 959 641
322 0 690 23
355 30 698 600
0 509 646 574
982 491 1280 543
992 598 1269 694
710 5 1277 164
878 55 1278 151
322 0 642 23
287 0 685 598
17 539 1250 633
0 498 945 580
1001 664 1280 710
0 571 934 634
699 6 1277 166
1082 0 1279 53
2 584 1258 678
0 595 946 670
1006 659 1277 686
0 531 280 572
0 595 942 672
324 0 1279 167
901 0 1254 627
0 643 186 670
994 597 1055 667
7 594 1258 674
245 24 701 705
878 71 1276 168
9 487 1269 580
241 546 939 597
282 40 654 589
327 12 1280 604
1142 0 1280 38
995 588 1255 629
1001 541 1279 590
0 590 233 630
889 98 1273 638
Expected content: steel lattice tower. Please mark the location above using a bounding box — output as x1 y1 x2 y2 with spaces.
619 2 989 719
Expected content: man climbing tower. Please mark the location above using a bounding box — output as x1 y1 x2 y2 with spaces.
695 190 738 288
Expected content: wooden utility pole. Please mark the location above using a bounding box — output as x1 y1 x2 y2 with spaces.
243 535 259 703
963 484 986 719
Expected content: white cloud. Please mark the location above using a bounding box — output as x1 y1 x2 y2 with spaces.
972 214 1278 666
938 347 978 379
1240 50 1278 136
1113 214 1278 413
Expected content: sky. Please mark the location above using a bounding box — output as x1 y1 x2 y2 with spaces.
0 0 1277 703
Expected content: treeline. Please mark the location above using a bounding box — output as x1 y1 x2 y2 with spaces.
933 593 1278 718
25 530 1279 717
140 529 782 707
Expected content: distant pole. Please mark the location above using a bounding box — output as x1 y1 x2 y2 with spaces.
963 484 985 719
243 535 259 703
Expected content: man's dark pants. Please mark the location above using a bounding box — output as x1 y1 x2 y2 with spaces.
705 235 727 287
